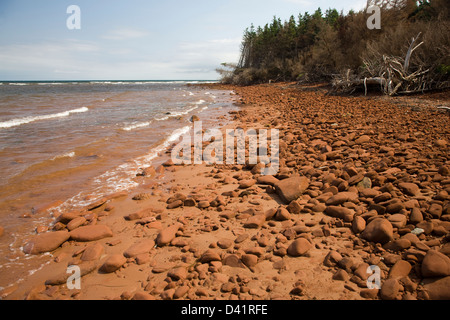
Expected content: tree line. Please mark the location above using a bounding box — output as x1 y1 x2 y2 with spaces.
217 0 449 93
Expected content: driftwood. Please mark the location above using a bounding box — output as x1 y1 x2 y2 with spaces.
332 33 438 96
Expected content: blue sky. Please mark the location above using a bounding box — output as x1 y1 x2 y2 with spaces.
0 0 367 80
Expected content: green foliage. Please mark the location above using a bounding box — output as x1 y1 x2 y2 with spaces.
219 0 450 87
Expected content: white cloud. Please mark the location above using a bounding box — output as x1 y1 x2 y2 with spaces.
0 35 241 80
102 28 149 40
282 0 313 6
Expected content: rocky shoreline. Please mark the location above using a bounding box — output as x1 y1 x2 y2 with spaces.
1 82 449 300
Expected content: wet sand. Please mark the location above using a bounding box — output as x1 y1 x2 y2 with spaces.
1 82 449 300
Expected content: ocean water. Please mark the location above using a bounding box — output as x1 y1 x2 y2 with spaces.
0 80 237 289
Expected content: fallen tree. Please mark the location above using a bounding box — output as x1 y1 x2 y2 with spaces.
332 33 449 95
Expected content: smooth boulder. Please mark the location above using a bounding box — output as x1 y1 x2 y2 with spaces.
287 238 312 257
69 225 113 242
361 218 393 244
274 176 309 204
23 231 70 254
421 250 450 278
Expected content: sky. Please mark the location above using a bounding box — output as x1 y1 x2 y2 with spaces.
0 0 368 81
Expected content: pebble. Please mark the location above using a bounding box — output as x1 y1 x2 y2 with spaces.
199 249 222 263
388 260 412 279
123 239 156 258
421 250 450 277
287 238 312 257
380 278 400 300
398 182 420 196
167 267 188 281
325 192 358 205
352 216 366 234
100 254 127 273
23 230 70 254
361 218 393 244
81 243 104 261
324 206 355 222
156 223 182 246
275 207 291 221
274 176 309 204
69 225 113 242
243 214 266 228
241 254 258 268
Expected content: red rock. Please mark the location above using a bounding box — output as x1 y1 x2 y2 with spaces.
57 211 84 224
155 223 182 246
380 278 400 300
173 286 189 299
67 216 86 231
352 216 366 233
197 200 210 209
217 238 233 249
245 247 265 257
45 261 97 286
434 139 447 147
125 208 152 220
355 135 370 144
275 207 291 221
167 267 188 281
361 218 393 244
257 175 279 186
438 166 449 176
325 192 358 205
359 188 380 198
360 288 379 299
222 254 245 268
383 239 411 252
241 254 258 268
69 225 113 242
100 254 127 273
200 249 221 263
81 243 104 261
323 250 343 267
333 269 349 281
135 254 151 265
324 206 355 222
123 239 155 258
422 276 450 300
421 250 450 277
167 200 183 209
23 231 70 254
239 179 256 189
388 214 407 228
389 260 412 279
274 176 309 204
243 214 266 228
428 203 443 219
398 182 420 196
287 238 312 257
409 208 423 224
286 201 302 214
353 263 370 280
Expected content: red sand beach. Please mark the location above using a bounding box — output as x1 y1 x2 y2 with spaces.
1 82 449 300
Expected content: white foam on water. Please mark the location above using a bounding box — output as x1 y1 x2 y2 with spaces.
154 105 199 121
0 107 89 129
51 151 76 161
62 124 191 212
122 121 152 131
